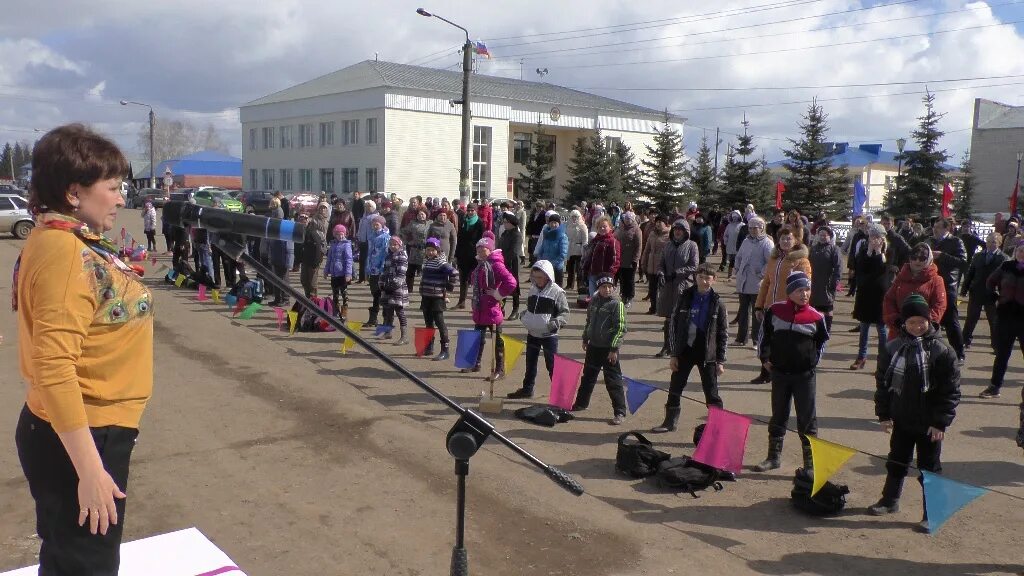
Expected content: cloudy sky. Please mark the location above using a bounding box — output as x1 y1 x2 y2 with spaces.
2 0 1023 166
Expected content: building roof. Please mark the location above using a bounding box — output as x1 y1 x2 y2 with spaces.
155 150 242 177
768 142 955 170
973 98 1024 130
245 60 671 119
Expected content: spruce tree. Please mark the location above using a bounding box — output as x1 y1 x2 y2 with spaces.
954 150 976 221
781 101 851 215
684 133 718 207
888 91 949 218
517 125 554 203
0 143 13 180
609 140 644 204
640 112 685 211
720 118 761 210
563 131 611 206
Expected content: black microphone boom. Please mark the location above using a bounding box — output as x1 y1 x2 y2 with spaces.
163 201 305 242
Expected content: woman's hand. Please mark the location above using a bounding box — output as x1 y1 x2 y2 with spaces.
77 467 126 535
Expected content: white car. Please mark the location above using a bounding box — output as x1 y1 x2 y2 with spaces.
0 193 33 239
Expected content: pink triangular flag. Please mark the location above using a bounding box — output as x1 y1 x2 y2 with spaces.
549 355 583 410
692 406 752 474
150 255 158 266
197 284 208 301
274 307 286 330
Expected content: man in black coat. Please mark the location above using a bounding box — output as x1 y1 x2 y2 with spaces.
961 231 1006 350
928 217 968 361
880 213 911 277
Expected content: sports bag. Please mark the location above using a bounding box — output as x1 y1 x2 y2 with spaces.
230 278 265 304
291 296 335 332
790 468 849 516
615 432 670 478
656 456 726 497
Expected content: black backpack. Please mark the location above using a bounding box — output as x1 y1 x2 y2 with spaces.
656 456 730 498
615 432 670 478
790 468 849 516
514 405 574 427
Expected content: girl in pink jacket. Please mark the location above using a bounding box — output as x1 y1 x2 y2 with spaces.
465 231 517 380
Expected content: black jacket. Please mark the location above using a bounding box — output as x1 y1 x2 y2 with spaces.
962 249 1007 300
875 327 960 433
669 286 728 364
759 300 828 374
928 233 967 293
885 227 911 274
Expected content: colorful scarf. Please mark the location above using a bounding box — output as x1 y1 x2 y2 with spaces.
471 256 495 310
883 335 931 396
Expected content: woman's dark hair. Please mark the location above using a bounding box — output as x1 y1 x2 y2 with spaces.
29 124 128 215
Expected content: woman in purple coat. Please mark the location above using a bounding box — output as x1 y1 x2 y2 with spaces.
465 231 518 381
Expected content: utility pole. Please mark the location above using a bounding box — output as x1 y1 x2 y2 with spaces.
714 127 720 174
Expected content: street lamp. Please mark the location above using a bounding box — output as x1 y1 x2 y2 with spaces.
120 100 155 189
1013 150 1023 217
895 137 906 195
417 7 475 199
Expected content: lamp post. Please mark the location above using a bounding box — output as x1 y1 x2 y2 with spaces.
120 100 155 189
1014 151 1023 217
895 137 906 195
417 7 474 199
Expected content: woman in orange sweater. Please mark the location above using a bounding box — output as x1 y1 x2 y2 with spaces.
752 227 811 383
13 124 153 575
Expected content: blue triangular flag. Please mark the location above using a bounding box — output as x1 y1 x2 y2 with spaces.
922 471 988 534
225 294 238 307
454 329 483 369
624 378 658 415
374 324 394 336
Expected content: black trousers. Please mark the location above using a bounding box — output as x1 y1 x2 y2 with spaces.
882 424 942 501
962 296 996 347
15 405 138 576
358 241 369 281
330 276 349 315
554 268 565 287
527 236 539 265
368 275 382 322
736 293 761 344
667 348 724 409
768 369 817 439
574 345 627 416
990 309 1024 390
473 324 505 371
211 245 237 288
144 230 156 251
617 267 636 301
162 233 172 252
421 297 449 345
566 255 581 289
939 288 964 359
405 263 421 294
522 335 558 393
646 275 659 312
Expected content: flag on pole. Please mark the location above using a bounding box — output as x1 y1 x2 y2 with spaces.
549 355 583 410
211 289 221 304
473 41 492 59
922 471 988 534
623 378 658 414
174 274 187 288
775 180 785 210
501 335 527 374
805 435 857 496
414 327 436 356
1010 181 1019 216
454 329 483 369
374 324 394 337
237 302 262 320
197 284 208 301
852 179 867 216
692 407 752 474
232 297 249 317
273 307 286 330
341 321 364 354
288 311 299 334
941 182 954 218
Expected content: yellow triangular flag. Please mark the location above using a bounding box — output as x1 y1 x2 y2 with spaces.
211 289 221 303
341 321 363 354
288 310 299 335
501 335 527 375
174 274 186 287
806 435 857 496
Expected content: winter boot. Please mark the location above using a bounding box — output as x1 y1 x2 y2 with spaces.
867 475 903 516
434 344 450 361
651 407 681 433
396 327 409 346
339 305 348 322
753 436 784 472
506 306 520 321
366 308 379 328
455 283 467 309
424 338 435 358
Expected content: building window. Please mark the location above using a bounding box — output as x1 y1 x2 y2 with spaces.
342 120 359 146
366 168 378 192
884 175 893 190
605 136 621 151
299 169 313 191
367 118 378 145
538 134 556 162
249 169 258 189
280 169 293 191
262 127 275 149
320 168 335 193
249 129 256 151
320 122 335 147
513 132 532 165
341 168 358 194
279 126 293 149
299 124 313 148
261 169 275 190
472 126 492 199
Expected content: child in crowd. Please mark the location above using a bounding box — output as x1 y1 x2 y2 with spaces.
753 271 829 473
324 224 353 320
653 263 727 433
420 237 459 360
573 276 629 425
507 260 570 399
142 202 157 251
379 236 410 345
870 294 961 533
465 232 517 380
365 215 391 328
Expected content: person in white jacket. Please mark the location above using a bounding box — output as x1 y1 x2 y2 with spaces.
732 217 774 346
565 209 589 290
507 260 570 399
721 210 745 278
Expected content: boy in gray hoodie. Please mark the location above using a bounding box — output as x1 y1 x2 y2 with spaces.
508 260 570 399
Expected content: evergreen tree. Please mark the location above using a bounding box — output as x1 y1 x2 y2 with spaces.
888 91 949 218
781 100 851 215
954 150 976 221
517 124 554 203
563 131 611 206
640 112 686 211
608 140 644 204
720 117 762 210
0 143 13 180
753 154 775 212
684 133 719 206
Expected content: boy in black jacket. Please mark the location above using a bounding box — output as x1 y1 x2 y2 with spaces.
652 263 728 433
870 294 961 532
753 271 829 472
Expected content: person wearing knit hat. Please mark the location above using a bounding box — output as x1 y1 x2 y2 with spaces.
364 213 392 327
536 211 569 286
476 234 495 252
870 293 960 532
378 235 410 345
497 213 525 319
324 221 354 320
465 228 518 380
419 237 460 360
575 272 630 425
752 267 829 473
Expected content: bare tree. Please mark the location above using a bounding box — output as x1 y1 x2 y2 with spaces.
137 119 229 166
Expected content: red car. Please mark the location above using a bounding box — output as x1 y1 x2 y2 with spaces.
287 193 320 216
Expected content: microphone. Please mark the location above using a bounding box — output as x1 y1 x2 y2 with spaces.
163 201 305 242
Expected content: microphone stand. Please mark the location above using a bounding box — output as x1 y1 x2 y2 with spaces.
214 236 584 576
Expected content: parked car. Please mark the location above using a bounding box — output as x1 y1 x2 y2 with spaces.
288 192 320 216
131 188 169 209
239 190 277 215
0 193 34 239
0 183 28 197
194 188 243 212
170 189 197 204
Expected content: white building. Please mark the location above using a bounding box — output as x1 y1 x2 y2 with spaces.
239 60 682 201
970 98 1024 216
